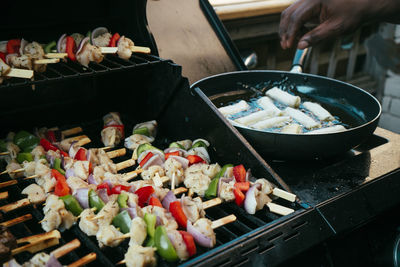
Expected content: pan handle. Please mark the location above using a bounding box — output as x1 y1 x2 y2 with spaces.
290 48 309 73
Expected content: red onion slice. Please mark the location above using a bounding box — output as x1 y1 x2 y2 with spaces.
162 190 177 210
68 141 79 158
168 155 189 169
19 38 28 55
187 220 213 248
45 254 63 267
76 37 90 56
65 168 75 179
87 174 98 185
142 154 164 170
73 188 89 209
121 207 138 219
245 168 252 182
103 179 113 189
97 188 109 203
244 183 261 215
91 27 109 46
46 154 55 168
6 53 17 65
0 41 7 53
138 149 164 164
57 34 67 53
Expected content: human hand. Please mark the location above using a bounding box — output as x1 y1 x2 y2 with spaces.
279 0 400 50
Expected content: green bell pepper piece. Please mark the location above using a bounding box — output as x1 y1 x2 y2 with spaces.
112 210 132 234
204 164 233 199
53 158 65 175
155 226 178 262
136 143 161 158
168 142 185 150
16 152 33 164
144 213 156 238
191 140 208 149
14 131 39 152
88 189 105 213
59 195 83 216
117 193 129 208
205 177 219 199
133 127 150 137
0 140 6 152
145 236 155 247
44 41 56 53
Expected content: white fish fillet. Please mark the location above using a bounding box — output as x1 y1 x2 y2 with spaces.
266 87 301 108
218 100 250 116
284 107 321 129
251 116 291 130
257 96 282 115
305 125 346 134
235 110 274 125
303 102 334 121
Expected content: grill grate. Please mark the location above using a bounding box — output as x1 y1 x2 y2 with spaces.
1 116 301 266
0 54 165 90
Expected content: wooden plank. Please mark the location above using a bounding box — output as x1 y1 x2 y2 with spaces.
346 29 361 80
327 39 342 78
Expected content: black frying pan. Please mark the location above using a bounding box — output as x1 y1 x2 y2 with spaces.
191 49 382 160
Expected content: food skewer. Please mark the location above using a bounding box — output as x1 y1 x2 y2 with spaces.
68 252 97 267
99 46 151 54
116 214 237 265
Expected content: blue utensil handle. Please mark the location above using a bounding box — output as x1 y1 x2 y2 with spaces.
290 48 309 73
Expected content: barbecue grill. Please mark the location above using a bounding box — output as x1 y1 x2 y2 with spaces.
1 0 400 266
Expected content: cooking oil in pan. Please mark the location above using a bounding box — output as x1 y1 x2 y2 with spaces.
211 82 364 133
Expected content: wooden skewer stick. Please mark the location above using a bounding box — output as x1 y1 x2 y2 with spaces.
61 127 83 137
0 214 32 227
5 68 34 79
202 198 222 209
107 148 126 159
0 198 30 213
45 53 68 59
116 159 136 171
12 237 60 256
131 46 151 54
266 203 295 216
0 180 18 189
8 168 24 174
211 214 237 229
17 230 61 245
0 191 9 199
123 169 143 182
272 188 297 202
0 151 10 156
100 146 112 151
75 137 91 147
100 47 118 54
52 238 81 259
0 170 8 175
173 187 188 195
24 174 38 180
64 134 89 143
34 58 60 64
68 252 97 267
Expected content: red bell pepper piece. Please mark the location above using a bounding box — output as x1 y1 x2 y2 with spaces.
139 152 154 167
65 36 76 61
165 151 180 160
111 184 131 195
233 164 246 183
233 187 245 207
103 124 124 138
179 231 197 257
74 148 87 161
186 155 206 166
6 39 21 54
234 181 250 193
97 182 112 195
149 196 162 207
52 169 70 196
0 52 6 62
135 186 155 207
40 138 68 157
169 201 188 228
109 33 121 47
